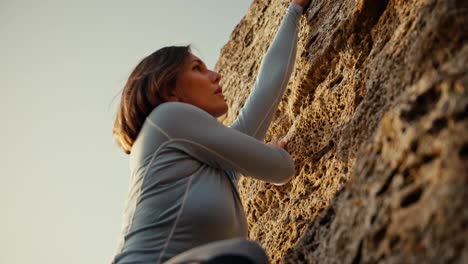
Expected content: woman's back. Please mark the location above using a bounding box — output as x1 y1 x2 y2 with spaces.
112 104 248 263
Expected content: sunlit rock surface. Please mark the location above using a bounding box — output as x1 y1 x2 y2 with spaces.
215 0 467 263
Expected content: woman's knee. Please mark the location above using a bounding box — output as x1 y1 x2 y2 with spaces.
164 237 270 264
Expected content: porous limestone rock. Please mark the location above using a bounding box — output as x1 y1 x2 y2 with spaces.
215 0 467 263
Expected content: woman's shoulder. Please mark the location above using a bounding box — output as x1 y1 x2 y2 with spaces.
147 102 217 132
148 102 202 119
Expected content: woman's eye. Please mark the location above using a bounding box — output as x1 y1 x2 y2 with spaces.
193 65 201 71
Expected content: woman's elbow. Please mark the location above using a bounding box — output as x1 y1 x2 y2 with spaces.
272 163 295 186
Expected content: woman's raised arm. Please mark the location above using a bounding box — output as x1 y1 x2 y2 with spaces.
229 1 305 141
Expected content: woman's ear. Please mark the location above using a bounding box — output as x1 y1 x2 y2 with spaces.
160 86 181 102
168 89 181 102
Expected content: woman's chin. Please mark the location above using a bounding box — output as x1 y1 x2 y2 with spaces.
213 104 228 118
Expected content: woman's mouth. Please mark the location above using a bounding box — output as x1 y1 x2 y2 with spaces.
215 87 224 97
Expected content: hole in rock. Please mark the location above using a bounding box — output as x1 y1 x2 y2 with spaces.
400 87 441 122
400 186 424 208
330 74 344 89
459 143 468 159
410 140 419 152
390 235 400 248
421 153 437 164
244 28 254 47
373 225 388 245
453 104 468 121
351 240 363 264
428 117 448 134
377 168 397 196
319 207 335 226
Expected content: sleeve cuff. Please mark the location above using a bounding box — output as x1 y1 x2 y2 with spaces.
288 2 304 16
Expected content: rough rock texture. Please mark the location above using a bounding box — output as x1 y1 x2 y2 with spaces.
215 0 467 263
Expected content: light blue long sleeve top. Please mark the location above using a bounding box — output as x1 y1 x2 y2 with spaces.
112 3 303 263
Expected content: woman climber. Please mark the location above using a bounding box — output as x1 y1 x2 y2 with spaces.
111 0 310 263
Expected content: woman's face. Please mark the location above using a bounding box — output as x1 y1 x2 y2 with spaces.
169 53 228 118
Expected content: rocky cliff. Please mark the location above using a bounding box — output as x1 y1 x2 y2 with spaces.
215 0 467 263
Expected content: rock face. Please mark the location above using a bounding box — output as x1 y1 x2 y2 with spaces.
215 0 467 263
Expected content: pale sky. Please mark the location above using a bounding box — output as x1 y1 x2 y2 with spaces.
0 1 252 263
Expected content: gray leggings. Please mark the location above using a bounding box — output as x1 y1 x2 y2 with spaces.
164 238 270 264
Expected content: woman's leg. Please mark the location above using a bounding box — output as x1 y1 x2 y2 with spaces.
164 237 270 264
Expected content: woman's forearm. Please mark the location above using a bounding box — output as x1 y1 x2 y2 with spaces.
229 2 304 141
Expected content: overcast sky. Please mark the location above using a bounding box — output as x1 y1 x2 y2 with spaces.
0 1 252 263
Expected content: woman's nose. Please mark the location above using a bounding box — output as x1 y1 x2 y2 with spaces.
211 70 221 83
